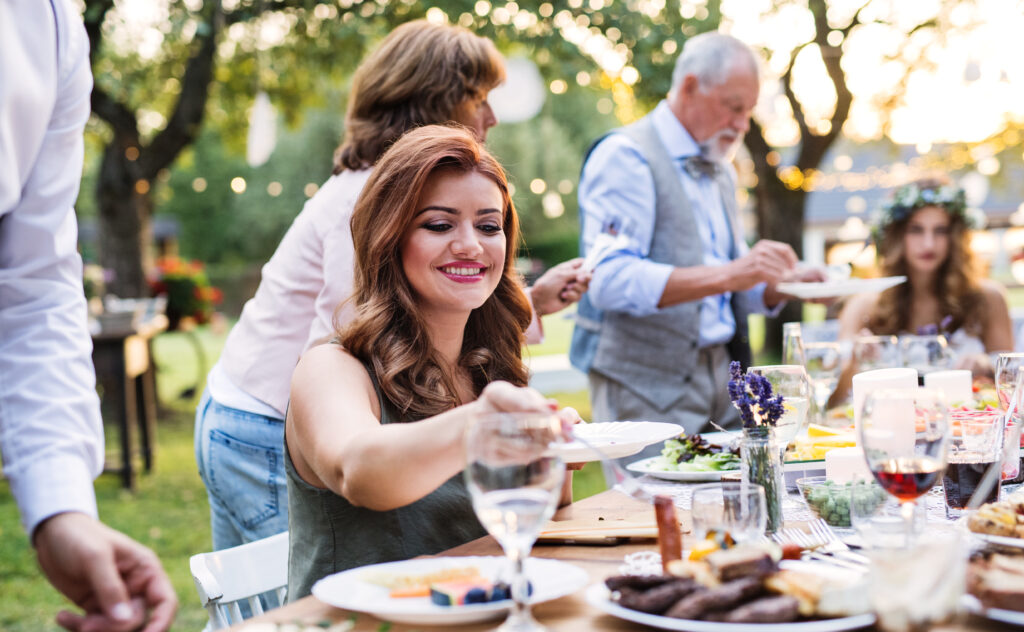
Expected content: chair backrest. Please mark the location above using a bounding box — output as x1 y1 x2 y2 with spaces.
189 531 289 629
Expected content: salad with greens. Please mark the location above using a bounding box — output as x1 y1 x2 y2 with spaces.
656 434 740 472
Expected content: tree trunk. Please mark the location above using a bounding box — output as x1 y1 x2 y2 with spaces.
97 138 152 298
750 156 808 359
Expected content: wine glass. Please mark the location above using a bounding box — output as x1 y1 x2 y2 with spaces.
994 352 1024 410
804 342 843 426
746 365 812 455
690 482 767 543
464 412 566 632
858 388 950 545
782 322 806 366
899 334 953 380
854 335 900 371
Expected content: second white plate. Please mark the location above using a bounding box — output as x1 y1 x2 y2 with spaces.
626 456 735 482
554 421 682 462
776 276 906 300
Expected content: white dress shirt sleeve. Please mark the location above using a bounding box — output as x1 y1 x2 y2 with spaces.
0 0 102 537
578 135 674 317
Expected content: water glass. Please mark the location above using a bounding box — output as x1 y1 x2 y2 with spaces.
943 409 1003 518
865 530 965 632
465 412 565 632
690 482 767 543
804 342 843 425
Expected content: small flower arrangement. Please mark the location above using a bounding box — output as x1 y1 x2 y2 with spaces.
727 361 784 428
149 256 222 330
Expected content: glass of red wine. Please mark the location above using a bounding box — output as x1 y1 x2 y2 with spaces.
859 388 950 544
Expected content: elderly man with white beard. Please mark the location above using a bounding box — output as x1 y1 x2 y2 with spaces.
570 32 817 451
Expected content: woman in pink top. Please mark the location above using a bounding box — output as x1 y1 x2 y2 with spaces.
195 20 589 553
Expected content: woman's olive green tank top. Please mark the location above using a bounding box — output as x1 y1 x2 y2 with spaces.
285 361 486 600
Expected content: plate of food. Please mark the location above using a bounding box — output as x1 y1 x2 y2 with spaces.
963 549 1024 625
554 421 682 462
627 434 740 482
311 556 588 625
586 545 876 631
776 276 906 300
963 494 1024 548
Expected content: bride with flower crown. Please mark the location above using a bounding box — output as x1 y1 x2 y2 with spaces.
831 176 1013 402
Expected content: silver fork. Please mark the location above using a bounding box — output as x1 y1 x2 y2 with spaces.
807 519 870 566
772 529 867 572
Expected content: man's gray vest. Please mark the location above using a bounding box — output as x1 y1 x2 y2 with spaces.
569 114 753 412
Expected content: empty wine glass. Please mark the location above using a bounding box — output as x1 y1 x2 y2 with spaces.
899 334 953 380
465 412 566 632
782 322 806 366
582 214 638 272
691 482 767 543
994 352 1024 410
858 388 950 545
804 342 843 426
746 365 812 454
854 335 900 372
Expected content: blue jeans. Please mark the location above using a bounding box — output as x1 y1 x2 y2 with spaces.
194 389 288 552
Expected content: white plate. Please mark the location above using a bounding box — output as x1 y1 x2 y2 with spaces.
968 531 1024 549
776 276 906 300
962 594 1024 625
626 456 736 482
584 583 876 631
555 421 682 462
312 556 588 625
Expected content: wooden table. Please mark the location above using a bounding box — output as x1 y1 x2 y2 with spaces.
230 490 1016 631
92 315 166 489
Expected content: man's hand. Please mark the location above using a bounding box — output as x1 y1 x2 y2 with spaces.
528 258 592 317
764 265 830 307
34 512 177 632
727 240 798 294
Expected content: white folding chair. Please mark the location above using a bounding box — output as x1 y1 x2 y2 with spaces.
189 531 289 629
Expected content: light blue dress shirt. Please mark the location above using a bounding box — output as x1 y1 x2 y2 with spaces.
579 101 769 348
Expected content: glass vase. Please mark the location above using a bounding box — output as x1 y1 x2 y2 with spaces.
741 425 784 533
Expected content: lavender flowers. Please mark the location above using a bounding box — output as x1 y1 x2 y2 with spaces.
727 361 785 429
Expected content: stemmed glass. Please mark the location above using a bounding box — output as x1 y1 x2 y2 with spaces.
804 342 843 426
899 334 953 380
746 365 812 456
582 215 638 273
465 412 566 632
858 388 950 545
854 335 900 371
782 322 806 366
994 352 1024 410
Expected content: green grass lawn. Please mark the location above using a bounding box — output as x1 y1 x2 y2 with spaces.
0 325 603 631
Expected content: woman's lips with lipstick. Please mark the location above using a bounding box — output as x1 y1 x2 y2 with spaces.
438 262 487 283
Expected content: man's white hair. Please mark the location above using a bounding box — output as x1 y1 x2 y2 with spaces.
670 32 759 94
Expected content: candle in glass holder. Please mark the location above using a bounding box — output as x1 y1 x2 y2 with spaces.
852 368 918 434
924 370 973 406
825 446 871 483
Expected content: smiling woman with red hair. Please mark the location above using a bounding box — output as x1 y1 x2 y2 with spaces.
284 126 576 600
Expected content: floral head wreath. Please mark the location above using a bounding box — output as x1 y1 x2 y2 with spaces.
870 182 983 244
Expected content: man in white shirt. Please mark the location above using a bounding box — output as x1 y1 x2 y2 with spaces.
1 1 176 630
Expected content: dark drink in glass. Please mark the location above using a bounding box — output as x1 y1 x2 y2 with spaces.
870 457 944 503
942 457 1000 513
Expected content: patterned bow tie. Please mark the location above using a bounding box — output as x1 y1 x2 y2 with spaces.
682 154 719 179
